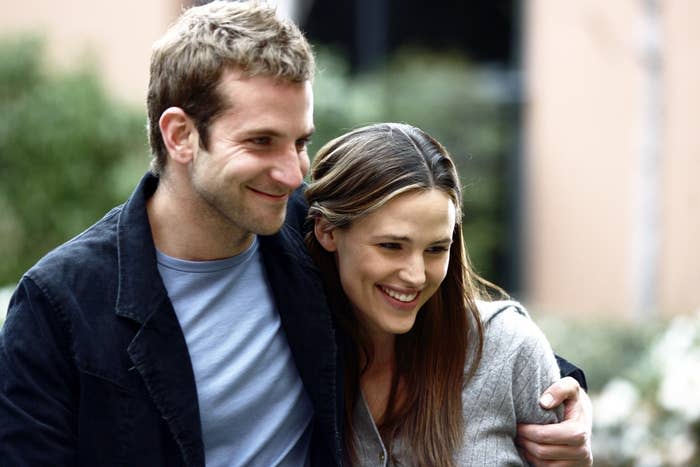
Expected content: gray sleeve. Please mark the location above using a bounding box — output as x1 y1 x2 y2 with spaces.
457 302 562 465
504 307 563 425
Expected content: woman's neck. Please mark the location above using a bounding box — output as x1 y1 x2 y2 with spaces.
359 332 399 423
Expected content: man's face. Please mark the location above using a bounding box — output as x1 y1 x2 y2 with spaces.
190 69 314 237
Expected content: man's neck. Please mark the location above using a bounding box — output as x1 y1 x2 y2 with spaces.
147 177 254 261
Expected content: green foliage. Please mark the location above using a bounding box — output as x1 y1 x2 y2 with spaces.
0 36 148 285
537 315 664 393
312 47 515 282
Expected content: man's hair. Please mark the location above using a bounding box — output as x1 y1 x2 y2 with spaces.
305 123 492 466
147 0 315 175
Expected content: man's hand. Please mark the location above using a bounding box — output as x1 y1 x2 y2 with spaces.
516 376 593 466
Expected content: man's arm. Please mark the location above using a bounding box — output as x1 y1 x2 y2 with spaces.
0 278 78 466
555 355 588 391
516 377 593 467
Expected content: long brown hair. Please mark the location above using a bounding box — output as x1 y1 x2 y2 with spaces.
305 123 487 465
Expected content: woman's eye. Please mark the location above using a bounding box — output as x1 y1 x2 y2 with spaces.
379 243 401 250
426 245 449 254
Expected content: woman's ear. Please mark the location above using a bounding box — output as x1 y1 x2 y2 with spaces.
159 107 197 165
314 217 338 252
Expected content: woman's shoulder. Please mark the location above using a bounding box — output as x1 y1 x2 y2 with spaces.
475 299 543 343
476 299 528 320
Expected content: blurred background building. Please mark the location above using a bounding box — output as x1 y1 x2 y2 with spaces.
1 0 697 320
525 0 699 320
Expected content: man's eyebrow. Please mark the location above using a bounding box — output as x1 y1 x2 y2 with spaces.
240 128 315 139
240 128 283 138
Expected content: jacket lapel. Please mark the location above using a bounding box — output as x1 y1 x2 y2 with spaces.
125 301 204 467
114 173 204 467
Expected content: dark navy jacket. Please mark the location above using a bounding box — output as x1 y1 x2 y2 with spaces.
0 173 343 466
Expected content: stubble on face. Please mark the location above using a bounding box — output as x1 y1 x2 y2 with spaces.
187 70 314 247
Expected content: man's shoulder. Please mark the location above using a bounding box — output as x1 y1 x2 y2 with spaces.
25 204 124 290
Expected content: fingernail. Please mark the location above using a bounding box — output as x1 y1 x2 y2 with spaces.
540 393 554 408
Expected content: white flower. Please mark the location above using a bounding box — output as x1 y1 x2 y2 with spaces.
664 432 696 466
650 314 698 369
654 310 700 420
657 348 700 420
593 378 640 428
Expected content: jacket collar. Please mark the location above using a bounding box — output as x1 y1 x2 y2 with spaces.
114 172 205 466
114 172 166 322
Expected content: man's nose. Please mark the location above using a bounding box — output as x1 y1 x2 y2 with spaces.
270 146 308 189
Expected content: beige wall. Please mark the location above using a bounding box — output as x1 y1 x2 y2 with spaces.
0 0 308 104
524 0 700 318
659 1 700 316
0 0 184 105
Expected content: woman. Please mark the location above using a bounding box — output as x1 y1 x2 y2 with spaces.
304 123 562 465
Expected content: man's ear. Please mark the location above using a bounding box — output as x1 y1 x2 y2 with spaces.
314 217 338 252
159 107 197 165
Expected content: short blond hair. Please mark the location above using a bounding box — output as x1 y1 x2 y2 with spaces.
147 1 315 174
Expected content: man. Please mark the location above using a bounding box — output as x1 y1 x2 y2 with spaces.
0 2 591 466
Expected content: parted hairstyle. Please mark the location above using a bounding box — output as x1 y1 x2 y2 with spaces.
147 0 315 175
305 123 488 466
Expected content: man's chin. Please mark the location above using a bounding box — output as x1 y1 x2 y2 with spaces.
252 218 286 236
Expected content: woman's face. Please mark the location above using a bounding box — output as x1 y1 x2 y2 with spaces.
317 189 456 343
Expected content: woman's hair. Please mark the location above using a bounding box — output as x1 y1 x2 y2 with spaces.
305 123 489 465
147 0 314 175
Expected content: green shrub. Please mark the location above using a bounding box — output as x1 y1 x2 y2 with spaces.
0 36 148 285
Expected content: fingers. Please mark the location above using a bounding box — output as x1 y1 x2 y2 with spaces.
517 420 588 447
516 432 590 460
520 446 593 467
520 450 593 467
539 376 581 409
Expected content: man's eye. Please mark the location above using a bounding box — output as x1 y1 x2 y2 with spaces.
379 243 401 250
251 137 271 145
295 138 311 151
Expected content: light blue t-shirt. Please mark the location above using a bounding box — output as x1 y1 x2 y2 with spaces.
157 237 313 467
